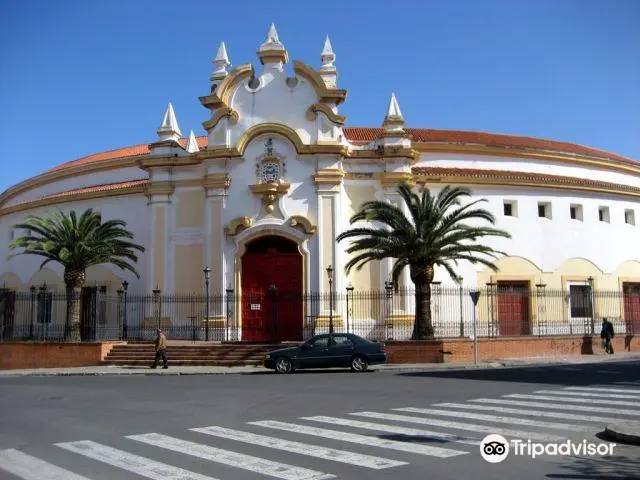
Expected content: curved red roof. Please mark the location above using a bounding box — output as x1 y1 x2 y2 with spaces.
45 127 635 175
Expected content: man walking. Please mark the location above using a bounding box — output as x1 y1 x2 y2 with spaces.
600 317 615 354
151 328 169 369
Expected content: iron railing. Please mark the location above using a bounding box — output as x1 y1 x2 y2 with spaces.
0 285 638 343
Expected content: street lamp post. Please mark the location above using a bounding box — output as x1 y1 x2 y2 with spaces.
225 284 233 342
345 282 354 334
152 286 161 330
203 267 211 341
29 285 36 339
326 266 334 334
469 289 481 365
122 280 129 340
457 276 464 337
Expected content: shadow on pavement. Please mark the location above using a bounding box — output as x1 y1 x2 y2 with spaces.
243 369 375 375
545 453 640 479
377 433 479 445
395 359 640 386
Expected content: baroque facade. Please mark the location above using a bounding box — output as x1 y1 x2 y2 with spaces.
2 25 640 341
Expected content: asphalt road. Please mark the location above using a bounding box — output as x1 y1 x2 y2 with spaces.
0 360 639 480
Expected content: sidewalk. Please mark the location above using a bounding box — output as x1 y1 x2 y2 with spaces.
1 352 638 377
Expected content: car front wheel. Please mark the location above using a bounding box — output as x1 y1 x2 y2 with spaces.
350 355 368 372
275 357 294 374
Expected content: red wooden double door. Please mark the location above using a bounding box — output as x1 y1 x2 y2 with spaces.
241 236 303 342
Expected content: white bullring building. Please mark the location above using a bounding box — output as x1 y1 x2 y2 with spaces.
2 25 640 341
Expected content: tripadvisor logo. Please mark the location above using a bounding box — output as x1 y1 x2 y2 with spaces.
480 435 617 462
480 434 509 463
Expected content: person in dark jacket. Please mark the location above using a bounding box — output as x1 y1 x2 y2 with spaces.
600 318 614 354
151 328 169 369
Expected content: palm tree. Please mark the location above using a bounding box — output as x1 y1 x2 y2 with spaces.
8 208 145 341
336 183 511 340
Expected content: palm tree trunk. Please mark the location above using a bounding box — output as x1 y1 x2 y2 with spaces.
64 269 85 342
411 265 435 340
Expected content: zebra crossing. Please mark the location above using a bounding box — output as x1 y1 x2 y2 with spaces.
1 383 638 479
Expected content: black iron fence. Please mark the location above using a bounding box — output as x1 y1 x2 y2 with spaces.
1 285 638 343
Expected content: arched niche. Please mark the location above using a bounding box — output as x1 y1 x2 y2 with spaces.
476 255 543 286
27 268 63 291
84 265 124 293
0 272 24 290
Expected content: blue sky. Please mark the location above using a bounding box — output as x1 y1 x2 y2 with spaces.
1 0 638 193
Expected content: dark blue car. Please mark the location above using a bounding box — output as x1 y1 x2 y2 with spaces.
264 333 387 374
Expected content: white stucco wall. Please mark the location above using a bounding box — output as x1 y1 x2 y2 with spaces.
418 152 640 188
0 194 150 291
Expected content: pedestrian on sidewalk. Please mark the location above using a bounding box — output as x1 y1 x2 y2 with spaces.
151 328 169 369
600 317 615 354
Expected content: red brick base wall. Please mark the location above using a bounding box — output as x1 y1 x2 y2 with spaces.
0 342 121 370
385 335 639 364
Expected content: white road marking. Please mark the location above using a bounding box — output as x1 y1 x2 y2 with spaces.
470 398 640 416
433 403 620 424
348 411 566 442
394 407 591 432
564 386 640 394
127 432 335 480
534 390 640 400
301 415 480 446
191 425 405 469
505 394 640 407
249 420 468 458
55 440 215 480
0 449 92 480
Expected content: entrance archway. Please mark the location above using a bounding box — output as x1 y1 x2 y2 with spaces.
241 235 303 342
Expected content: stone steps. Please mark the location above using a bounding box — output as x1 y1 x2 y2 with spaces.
101 343 281 366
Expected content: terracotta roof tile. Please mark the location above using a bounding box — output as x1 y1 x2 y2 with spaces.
344 127 636 165
41 180 148 201
44 127 636 177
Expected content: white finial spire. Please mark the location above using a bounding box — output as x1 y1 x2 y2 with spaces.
387 93 403 118
211 41 230 82
320 35 335 69
186 130 200 153
319 35 337 87
157 102 182 142
322 36 334 56
266 23 279 43
382 93 405 134
258 23 288 67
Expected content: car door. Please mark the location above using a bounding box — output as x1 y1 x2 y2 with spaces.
296 335 330 369
326 334 356 367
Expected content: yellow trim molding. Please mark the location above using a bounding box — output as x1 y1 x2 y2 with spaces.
414 143 640 177
257 49 289 65
249 181 291 213
313 169 344 185
305 103 346 124
289 215 317 234
202 107 240 131
0 157 140 209
0 183 146 216
199 63 255 110
380 172 415 188
225 216 253 236
203 173 230 190
413 169 640 199
144 181 174 197
293 61 347 105
236 123 306 155
138 155 200 170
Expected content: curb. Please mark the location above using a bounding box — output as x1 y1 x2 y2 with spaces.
2 357 639 377
602 424 640 446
